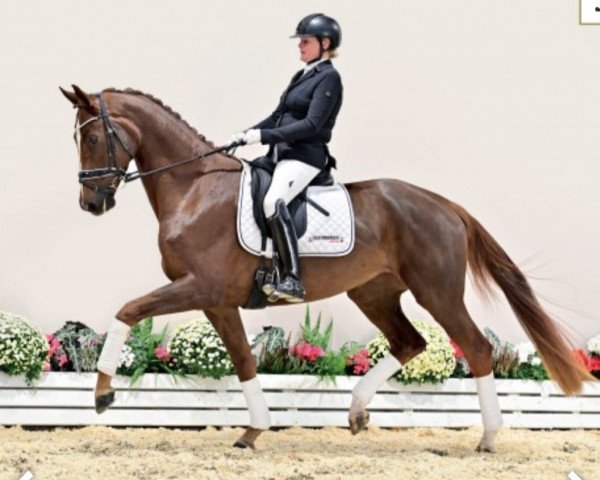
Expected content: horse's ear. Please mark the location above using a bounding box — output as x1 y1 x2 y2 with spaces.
71 84 98 113
59 86 79 108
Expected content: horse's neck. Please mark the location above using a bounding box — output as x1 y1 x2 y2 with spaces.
128 104 238 220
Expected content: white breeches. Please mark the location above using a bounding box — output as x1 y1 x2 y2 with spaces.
263 159 321 218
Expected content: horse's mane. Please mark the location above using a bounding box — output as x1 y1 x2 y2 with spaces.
102 87 236 159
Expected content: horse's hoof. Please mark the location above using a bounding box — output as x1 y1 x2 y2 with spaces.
475 443 497 453
475 431 498 453
234 426 264 449
349 410 370 435
233 440 255 450
95 390 115 414
475 440 498 453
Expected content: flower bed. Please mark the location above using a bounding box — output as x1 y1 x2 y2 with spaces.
2 305 600 428
1 372 599 428
1 305 599 410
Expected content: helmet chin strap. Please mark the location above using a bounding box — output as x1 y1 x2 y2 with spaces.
307 38 326 64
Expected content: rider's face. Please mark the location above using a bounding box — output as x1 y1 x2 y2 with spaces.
298 36 329 63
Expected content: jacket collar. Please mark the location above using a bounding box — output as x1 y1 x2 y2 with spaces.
290 59 333 88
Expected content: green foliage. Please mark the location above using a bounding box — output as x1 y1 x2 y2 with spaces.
120 317 186 386
451 361 469 378
492 343 520 378
53 321 102 372
300 305 333 350
513 361 549 381
251 326 292 374
484 327 503 351
485 327 520 378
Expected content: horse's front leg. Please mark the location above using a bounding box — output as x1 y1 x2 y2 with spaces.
95 274 207 414
204 307 271 450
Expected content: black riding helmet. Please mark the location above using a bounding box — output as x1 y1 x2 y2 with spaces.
290 13 341 61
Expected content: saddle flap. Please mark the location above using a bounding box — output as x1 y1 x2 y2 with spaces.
249 156 309 239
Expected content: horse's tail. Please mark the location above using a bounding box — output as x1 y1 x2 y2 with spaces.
448 201 595 395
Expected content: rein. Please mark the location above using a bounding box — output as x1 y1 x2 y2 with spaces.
75 93 245 194
123 144 243 183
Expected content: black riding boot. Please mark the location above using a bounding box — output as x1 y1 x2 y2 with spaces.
267 199 305 302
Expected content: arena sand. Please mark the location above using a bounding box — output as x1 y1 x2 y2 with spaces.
0 425 598 480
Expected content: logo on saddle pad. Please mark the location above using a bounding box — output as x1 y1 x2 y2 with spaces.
308 235 344 243
237 166 355 258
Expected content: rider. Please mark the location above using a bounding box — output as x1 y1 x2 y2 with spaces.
229 13 343 303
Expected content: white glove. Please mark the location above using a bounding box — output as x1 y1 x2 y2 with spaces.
242 129 261 145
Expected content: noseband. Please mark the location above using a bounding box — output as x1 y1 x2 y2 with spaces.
75 93 135 196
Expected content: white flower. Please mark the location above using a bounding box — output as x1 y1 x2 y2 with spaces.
367 320 455 384
118 345 135 368
587 335 600 355
531 356 542 366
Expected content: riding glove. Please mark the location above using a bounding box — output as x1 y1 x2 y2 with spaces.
241 129 261 145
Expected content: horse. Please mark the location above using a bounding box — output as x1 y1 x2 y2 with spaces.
60 84 594 452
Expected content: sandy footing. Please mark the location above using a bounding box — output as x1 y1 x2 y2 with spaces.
0 425 598 480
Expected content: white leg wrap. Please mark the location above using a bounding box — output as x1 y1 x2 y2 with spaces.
351 353 402 412
241 377 271 430
475 372 503 432
97 320 131 377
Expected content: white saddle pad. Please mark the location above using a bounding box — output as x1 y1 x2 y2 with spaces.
236 164 355 258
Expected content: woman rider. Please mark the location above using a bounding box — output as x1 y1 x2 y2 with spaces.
229 13 343 303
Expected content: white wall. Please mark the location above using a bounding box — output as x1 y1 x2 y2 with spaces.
1 1 599 349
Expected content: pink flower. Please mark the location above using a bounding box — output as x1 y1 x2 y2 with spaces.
450 339 464 359
575 349 600 372
350 349 371 375
290 342 325 362
42 362 51 372
45 334 61 357
154 347 171 363
58 354 68 367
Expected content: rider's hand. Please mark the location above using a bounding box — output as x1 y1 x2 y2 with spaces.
241 129 261 145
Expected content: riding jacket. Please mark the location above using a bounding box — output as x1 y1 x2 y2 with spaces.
251 59 343 170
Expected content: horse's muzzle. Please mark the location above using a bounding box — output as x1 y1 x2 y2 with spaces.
81 194 116 216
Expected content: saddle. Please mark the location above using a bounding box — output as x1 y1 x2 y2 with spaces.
241 156 354 310
249 155 334 239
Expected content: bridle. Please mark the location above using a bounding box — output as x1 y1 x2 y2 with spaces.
75 93 135 198
74 92 243 198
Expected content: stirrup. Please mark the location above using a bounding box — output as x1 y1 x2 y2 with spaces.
262 266 279 298
273 276 305 303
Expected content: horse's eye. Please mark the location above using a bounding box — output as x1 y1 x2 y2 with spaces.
89 135 98 146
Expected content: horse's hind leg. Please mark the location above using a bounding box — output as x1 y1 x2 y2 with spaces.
203 307 270 450
436 302 501 452
404 262 502 452
346 274 427 434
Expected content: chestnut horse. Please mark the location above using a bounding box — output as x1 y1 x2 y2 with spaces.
61 85 593 451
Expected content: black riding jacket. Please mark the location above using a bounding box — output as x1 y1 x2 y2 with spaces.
251 59 343 169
